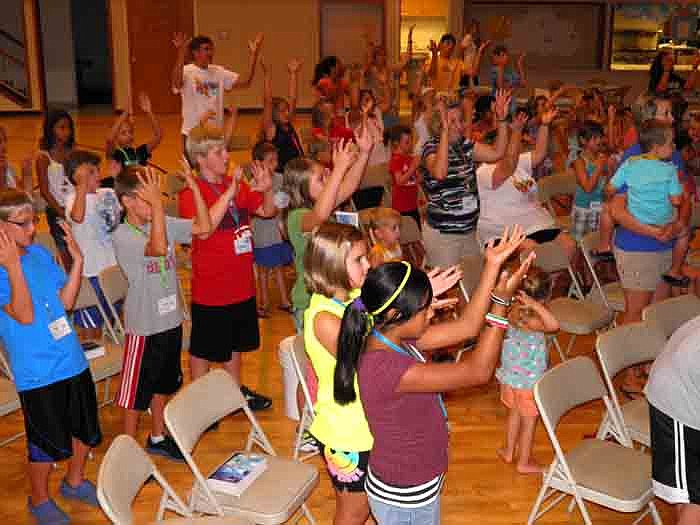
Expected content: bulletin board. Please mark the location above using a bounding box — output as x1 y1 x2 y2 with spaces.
469 2 604 70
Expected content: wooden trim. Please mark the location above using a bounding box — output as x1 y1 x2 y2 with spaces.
106 0 116 110
24 0 46 111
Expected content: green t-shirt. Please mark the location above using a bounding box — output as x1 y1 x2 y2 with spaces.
288 208 311 311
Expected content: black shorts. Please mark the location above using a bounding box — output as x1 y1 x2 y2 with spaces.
19 368 102 462
116 324 183 411
527 228 561 244
316 438 370 493
189 298 260 362
650 403 700 505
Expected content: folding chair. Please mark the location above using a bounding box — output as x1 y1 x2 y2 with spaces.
73 276 121 344
528 356 661 525
399 215 425 269
537 173 577 232
642 294 700 339
164 369 319 524
595 321 666 449
579 232 624 313
459 254 484 303
531 241 613 361
354 162 391 209
0 376 22 447
97 265 128 343
98 434 253 525
281 336 319 462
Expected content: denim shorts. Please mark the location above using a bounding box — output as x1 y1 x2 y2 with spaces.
368 492 441 525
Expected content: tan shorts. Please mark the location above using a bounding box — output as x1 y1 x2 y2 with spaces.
500 384 539 417
423 222 480 269
614 247 672 292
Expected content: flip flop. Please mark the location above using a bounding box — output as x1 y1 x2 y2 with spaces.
662 274 690 288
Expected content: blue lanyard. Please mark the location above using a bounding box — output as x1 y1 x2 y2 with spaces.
371 329 448 420
202 177 239 227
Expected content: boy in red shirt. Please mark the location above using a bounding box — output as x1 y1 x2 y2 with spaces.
179 125 276 411
387 125 421 228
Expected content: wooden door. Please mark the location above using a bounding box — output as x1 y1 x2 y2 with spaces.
126 0 193 114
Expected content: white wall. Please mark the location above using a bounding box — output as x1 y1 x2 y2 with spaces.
39 0 77 107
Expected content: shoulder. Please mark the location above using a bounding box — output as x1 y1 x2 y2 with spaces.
27 243 50 261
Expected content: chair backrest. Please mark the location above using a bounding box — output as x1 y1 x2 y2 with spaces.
164 369 247 454
0 341 13 380
399 215 421 244
642 294 700 339
535 356 607 430
98 266 129 304
72 277 102 311
528 239 570 274
537 172 576 205
595 321 666 379
361 162 390 190
460 254 484 302
97 434 156 523
579 231 612 309
286 335 314 415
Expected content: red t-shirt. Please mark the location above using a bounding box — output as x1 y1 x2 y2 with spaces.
389 152 419 213
179 177 263 306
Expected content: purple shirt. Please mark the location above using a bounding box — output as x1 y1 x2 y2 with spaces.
358 348 448 486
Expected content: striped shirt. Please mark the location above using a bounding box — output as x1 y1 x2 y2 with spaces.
420 136 479 234
366 467 445 508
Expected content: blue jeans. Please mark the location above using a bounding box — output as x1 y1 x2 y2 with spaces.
368 494 441 525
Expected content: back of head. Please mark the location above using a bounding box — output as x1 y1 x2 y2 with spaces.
313 56 338 85
578 120 604 144
493 44 508 57
282 158 315 212
304 222 364 298
252 141 277 162
520 265 551 301
386 125 411 147
639 119 672 154
0 188 33 220
65 150 101 184
439 33 457 47
114 166 145 202
186 124 225 170
368 207 400 234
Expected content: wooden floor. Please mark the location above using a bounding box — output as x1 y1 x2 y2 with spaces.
0 110 675 524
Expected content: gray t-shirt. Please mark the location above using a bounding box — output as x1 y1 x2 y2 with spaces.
112 216 192 336
252 173 283 249
646 314 700 431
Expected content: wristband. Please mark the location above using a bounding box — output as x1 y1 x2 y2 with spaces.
485 313 509 329
490 292 512 307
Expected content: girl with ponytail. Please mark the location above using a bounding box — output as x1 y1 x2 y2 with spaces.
335 225 533 524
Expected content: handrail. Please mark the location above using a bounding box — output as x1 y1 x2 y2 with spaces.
0 47 24 67
0 29 24 49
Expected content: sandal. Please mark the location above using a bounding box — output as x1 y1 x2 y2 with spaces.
278 304 294 314
591 249 615 262
662 274 690 288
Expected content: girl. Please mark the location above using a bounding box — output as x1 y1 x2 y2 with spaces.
334 226 533 524
387 125 421 227
495 266 559 474
313 56 349 128
36 110 76 268
367 207 402 268
412 85 435 155
261 57 305 172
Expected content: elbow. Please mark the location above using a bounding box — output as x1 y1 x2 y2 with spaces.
17 310 34 325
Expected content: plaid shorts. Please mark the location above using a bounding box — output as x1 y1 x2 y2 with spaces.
570 205 600 241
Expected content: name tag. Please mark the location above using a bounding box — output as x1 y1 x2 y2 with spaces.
157 294 177 316
48 316 72 341
234 226 253 255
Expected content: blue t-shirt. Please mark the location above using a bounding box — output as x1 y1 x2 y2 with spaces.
620 143 685 175
609 157 682 226
574 157 606 209
0 244 87 391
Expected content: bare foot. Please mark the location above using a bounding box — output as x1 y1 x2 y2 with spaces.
517 461 544 475
497 448 513 464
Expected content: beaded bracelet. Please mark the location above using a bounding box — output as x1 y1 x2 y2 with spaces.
490 292 512 307
485 312 509 330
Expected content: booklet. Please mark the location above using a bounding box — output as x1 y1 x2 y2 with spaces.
81 341 105 360
207 452 267 497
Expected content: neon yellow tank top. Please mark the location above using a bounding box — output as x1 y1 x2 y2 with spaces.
304 291 374 452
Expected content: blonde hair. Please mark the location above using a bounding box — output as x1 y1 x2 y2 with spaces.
368 207 400 243
427 98 461 137
513 265 551 328
186 124 226 170
304 222 364 297
0 189 33 220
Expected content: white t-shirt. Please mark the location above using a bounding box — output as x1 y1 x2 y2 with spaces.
476 152 555 244
39 151 74 207
414 114 430 156
65 189 121 277
178 64 239 135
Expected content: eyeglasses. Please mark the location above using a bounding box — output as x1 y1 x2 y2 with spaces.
5 217 39 229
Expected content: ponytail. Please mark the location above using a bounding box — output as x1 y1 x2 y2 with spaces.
334 299 373 405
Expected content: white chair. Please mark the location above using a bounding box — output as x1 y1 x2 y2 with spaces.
595 321 666 449
97 434 253 525
399 215 425 269
97 265 129 342
579 232 624 313
73 276 121 344
642 294 700 339
528 356 662 525
89 342 125 408
0 376 22 447
164 369 319 524
537 173 577 232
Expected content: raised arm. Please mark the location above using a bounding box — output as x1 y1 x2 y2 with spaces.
516 52 527 87
491 112 527 188
531 107 556 167
223 105 239 147
136 169 168 257
424 103 449 181
138 93 163 154
426 40 439 84
0 230 33 324
232 33 263 89
171 32 190 93
105 111 130 157
474 89 511 163
470 40 491 77
335 120 375 204
36 154 63 216
58 223 84 310
288 58 302 119
69 166 89 224
261 58 275 140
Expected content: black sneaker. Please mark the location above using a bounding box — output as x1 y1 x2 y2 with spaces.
146 435 185 462
240 385 272 411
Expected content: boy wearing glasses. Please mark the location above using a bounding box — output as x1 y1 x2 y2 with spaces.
0 189 102 523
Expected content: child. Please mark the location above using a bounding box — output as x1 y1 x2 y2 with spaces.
0 189 101 522
180 125 276 411
609 121 688 287
413 86 436 155
36 110 76 269
425 33 464 94
387 125 421 227
105 92 163 176
490 45 526 107
312 56 349 127
171 32 263 162
113 166 211 459
64 151 121 341
251 142 293 317
367 207 403 268
495 267 559 474
334 227 532 524
682 113 700 193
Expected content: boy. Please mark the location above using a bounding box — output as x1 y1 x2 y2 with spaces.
180 126 276 412
387 124 421 228
65 151 121 341
367 207 403 268
112 166 211 460
425 33 464 93
105 92 163 173
608 120 688 286
171 32 263 162
490 45 526 114
0 189 101 523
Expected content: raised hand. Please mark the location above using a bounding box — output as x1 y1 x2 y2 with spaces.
541 107 559 125
429 39 439 55
138 92 152 114
176 157 197 190
249 161 273 193
483 225 526 269
437 99 449 131
248 32 264 55
0 229 20 269
356 118 378 153
493 89 512 122
59 222 83 262
461 32 473 48
260 56 268 74
492 251 535 301
172 32 191 51
134 168 162 207
511 111 529 131
427 265 463 297
288 58 303 74
517 52 526 67
478 40 492 54
332 139 358 173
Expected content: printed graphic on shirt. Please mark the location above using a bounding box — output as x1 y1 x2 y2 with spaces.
194 78 220 98
324 448 364 483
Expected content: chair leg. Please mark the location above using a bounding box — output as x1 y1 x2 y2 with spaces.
551 336 567 362
301 503 315 525
572 490 592 525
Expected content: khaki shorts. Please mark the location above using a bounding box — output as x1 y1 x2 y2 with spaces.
423 222 480 269
614 247 672 292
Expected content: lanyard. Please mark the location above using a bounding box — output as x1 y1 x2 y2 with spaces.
371 329 448 420
202 177 239 228
125 220 168 288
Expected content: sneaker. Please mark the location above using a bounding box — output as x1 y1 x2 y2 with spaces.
240 385 272 411
299 430 319 453
146 435 185 462
28 498 70 524
59 478 100 508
